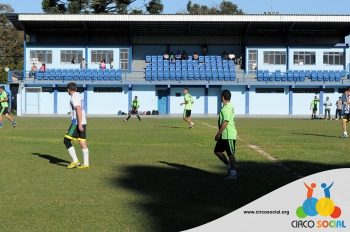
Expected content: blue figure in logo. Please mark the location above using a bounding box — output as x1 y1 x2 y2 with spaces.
321 182 334 198
302 182 318 216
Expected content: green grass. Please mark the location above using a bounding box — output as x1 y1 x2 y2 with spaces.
0 117 349 232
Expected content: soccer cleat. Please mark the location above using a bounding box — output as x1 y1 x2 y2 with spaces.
224 170 238 180
12 121 17 128
189 122 195 129
67 161 80 169
77 165 90 169
340 134 348 138
124 119 127 123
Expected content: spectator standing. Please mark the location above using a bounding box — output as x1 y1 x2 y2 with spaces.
71 57 77 64
100 59 106 70
323 97 332 120
310 96 319 120
80 58 86 69
335 97 343 120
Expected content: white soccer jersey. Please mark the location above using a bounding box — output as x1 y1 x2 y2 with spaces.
70 92 87 125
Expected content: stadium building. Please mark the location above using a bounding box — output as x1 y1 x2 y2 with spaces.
6 14 350 116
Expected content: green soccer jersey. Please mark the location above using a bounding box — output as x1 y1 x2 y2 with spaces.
132 99 140 109
0 91 8 108
184 93 193 110
218 103 237 140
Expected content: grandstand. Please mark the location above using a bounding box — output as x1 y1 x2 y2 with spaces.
6 14 350 116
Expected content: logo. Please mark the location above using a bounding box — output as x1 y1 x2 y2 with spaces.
291 182 346 229
296 182 341 219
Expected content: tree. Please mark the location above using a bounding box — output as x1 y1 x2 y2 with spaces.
42 0 164 14
0 4 23 83
186 0 243 15
146 0 163 14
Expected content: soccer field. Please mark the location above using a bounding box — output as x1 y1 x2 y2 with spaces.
1 117 350 232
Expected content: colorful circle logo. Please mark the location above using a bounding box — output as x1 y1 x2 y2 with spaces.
296 182 342 219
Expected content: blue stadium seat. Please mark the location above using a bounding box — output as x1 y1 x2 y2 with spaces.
116 70 122 80
281 72 287 82
323 71 330 82
212 69 219 81
194 69 200 80
257 71 263 81
109 69 116 80
230 71 236 81
329 71 335 82
293 71 299 82
145 70 152 81
317 71 323 81
175 70 181 80
37 71 44 80
91 70 97 81
164 70 170 80
275 71 281 81
151 70 157 80
97 70 103 81
151 56 157 63
311 71 317 81
85 70 92 80
188 69 194 80
157 56 163 62
299 71 306 82
263 71 269 82
145 55 151 63
157 70 164 80
170 69 175 80
340 70 346 78
287 71 293 82
198 56 204 63
73 70 80 81
335 72 341 82
181 70 188 80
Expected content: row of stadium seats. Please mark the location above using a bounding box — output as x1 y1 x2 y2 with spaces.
35 69 122 81
257 70 348 82
145 55 229 64
146 59 235 71
145 68 236 81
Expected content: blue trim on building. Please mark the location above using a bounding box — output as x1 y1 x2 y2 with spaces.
319 87 324 115
289 87 293 115
204 87 208 114
84 86 88 114
54 86 58 114
128 85 132 111
245 86 250 115
23 31 27 80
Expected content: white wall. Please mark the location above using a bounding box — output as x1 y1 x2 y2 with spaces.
87 86 128 114
39 92 54 114
208 88 221 114
57 92 72 115
170 87 205 114
250 87 289 115
133 85 158 112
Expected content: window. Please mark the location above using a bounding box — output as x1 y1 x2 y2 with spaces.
119 48 129 71
293 52 316 65
248 50 258 73
91 50 113 63
263 51 286 65
55 87 84 93
93 87 123 93
323 52 344 65
30 50 52 64
292 88 334 94
60 50 83 64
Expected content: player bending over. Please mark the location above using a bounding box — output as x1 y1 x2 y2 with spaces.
180 88 195 129
124 96 141 122
0 86 16 128
64 82 90 169
214 89 238 180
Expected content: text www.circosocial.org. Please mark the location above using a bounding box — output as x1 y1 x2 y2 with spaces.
243 210 290 215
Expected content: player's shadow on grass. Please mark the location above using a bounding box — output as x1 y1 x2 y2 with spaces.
32 153 69 167
155 125 181 129
291 132 339 138
113 160 350 232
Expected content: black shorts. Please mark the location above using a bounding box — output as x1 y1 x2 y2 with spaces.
214 139 236 156
342 114 350 122
184 110 191 117
65 124 87 141
0 107 9 115
312 107 317 113
130 109 139 115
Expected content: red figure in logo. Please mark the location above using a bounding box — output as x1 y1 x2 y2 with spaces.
304 182 317 198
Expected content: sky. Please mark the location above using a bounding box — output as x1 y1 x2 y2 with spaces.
1 0 350 14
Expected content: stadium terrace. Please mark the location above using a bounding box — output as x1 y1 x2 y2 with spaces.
6 13 350 116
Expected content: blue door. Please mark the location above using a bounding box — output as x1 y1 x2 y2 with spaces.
157 90 168 115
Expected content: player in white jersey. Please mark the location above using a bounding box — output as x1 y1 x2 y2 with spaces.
64 82 90 169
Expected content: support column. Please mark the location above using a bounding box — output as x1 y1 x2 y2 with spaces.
167 85 170 115
84 85 88 114
319 86 324 116
128 84 132 111
289 86 293 115
54 85 58 114
85 46 88 69
245 86 250 115
204 85 209 115
23 30 27 80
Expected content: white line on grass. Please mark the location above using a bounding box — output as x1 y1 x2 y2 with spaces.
199 121 303 178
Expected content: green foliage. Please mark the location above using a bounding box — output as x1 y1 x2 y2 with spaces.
186 0 244 15
0 4 23 83
41 0 164 14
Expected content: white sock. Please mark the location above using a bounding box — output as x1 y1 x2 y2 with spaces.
82 148 89 166
68 147 78 162
344 131 348 136
230 169 237 175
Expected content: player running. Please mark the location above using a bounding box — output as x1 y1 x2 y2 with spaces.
180 88 195 129
124 96 141 122
0 86 16 128
214 89 238 180
340 88 350 138
64 82 90 169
